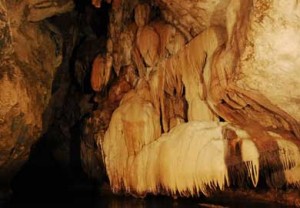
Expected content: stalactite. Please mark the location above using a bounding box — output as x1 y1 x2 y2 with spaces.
90 54 113 92
156 27 225 125
81 0 300 202
102 119 276 197
100 81 161 193
136 25 160 68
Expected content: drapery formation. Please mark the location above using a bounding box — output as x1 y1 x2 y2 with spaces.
1 0 299 199
90 0 300 197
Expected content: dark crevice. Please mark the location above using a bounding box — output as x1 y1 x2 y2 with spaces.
9 1 111 205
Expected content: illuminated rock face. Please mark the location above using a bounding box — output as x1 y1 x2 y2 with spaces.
155 0 229 39
207 0 300 138
93 0 300 197
1 0 300 200
0 0 73 187
103 119 259 196
103 116 300 196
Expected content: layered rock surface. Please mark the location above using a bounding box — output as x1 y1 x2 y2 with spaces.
0 0 73 190
91 0 300 199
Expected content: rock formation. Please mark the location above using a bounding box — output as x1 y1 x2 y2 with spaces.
1 0 300 205
0 0 73 193
93 0 300 201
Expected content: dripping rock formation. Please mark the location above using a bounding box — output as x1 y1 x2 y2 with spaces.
0 0 300 206
98 0 300 202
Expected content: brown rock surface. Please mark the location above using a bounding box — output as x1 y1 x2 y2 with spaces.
136 25 160 67
1 0 300 204
27 0 74 22
0 0 72 189
91 54 113 92
95 0 300 200
134 3 150 27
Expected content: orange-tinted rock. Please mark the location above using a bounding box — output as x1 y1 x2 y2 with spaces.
134 3 150 27
136 26 160 67
91 55 112 92
155 0 229 38
112 23 138 75
92 0 102 8
0 0 66 189
84 0 300 202
27 0 74 22
108 78 132 104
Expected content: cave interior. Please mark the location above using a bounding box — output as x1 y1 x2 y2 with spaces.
0 0 300 207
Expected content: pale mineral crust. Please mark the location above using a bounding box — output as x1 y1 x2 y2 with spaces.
95 0 300 200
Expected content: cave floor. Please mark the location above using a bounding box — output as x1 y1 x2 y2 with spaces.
1 183 289 208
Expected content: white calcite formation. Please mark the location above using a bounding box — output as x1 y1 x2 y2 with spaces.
102 107 300 196
90 0 300 198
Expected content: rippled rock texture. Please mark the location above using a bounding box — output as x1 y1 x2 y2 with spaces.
89 0 300 200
